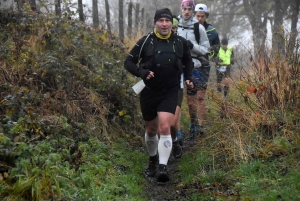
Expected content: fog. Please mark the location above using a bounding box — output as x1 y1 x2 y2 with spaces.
1 0 299 55
76 0 299 50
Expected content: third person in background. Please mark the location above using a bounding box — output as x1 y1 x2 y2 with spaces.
177 0 210 140
216 38 234 99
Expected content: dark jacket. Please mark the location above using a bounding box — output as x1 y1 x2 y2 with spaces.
124 33 193 90
203 21 220 47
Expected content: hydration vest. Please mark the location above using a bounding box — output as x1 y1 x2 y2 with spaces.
178 23 210 66
139 33 184 72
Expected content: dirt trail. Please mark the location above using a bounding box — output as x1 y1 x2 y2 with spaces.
144 139 196 201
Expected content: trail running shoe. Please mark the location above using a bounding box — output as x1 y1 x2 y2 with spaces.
157 164 169 182
145 156 158 177
172 140 183 159
189 125 196 140
177 130 183 146
145 162 157 177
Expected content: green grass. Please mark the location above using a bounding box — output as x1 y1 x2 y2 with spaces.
234 158 300 200
178 147 300 200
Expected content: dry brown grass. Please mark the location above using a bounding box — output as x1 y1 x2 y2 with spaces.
197 37 300 165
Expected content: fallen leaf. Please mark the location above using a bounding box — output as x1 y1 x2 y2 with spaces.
258 85 264 90
255 112 262 120
246 85 256 94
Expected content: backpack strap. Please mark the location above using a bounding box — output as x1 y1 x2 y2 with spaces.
138 32 153 62
174 36 183 59
178 23 200 44
178 25 194 30
193 23 200 45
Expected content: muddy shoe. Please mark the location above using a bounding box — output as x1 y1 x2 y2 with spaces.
145 156 158 177
189 126 196 140
172 140 183 159
157 164 169 182
145 162 157 177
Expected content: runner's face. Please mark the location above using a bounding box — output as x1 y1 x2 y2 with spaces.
155 18 172 36
181 6 193 20
221 44 228 49
195 11 206 25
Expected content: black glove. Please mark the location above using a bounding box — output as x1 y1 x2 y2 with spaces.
210 45 220 54
138 68 150 79
209 46 216 52
187 40 194 49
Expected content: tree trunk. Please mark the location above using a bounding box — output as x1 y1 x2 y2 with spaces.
290 0 299 34
272 0 284 55
145 12 152 33
55 0 61 16
127 1 133 38
289 0 300 53
141 8 145 34
243 0 268 58
78 0 84 22
105 0 111 33
92 0 99 28
135 3 140 32
118 0 124 42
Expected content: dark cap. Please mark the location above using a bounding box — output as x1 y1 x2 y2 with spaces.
221 38 228 45
154 8 173 24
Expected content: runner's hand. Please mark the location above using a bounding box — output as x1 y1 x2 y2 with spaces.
146 71 154 80
185 80 193 89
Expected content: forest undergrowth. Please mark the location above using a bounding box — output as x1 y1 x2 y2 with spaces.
0 7 300 201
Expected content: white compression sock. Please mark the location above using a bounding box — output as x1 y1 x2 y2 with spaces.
158 135 172 165
145 133 158 157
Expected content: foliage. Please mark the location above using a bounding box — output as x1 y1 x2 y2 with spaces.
0 6 145 201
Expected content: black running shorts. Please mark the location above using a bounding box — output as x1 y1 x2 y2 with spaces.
140 86 178 121
177 88 183 107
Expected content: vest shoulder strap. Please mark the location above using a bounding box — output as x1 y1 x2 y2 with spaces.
178 25 194 30
178 23 201 44
193 23 200 44
138 32 153 61
141 34 184 63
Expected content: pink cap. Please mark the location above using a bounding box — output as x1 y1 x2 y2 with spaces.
181 0 195 8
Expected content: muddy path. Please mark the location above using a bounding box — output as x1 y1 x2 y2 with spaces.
144 138 198 201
